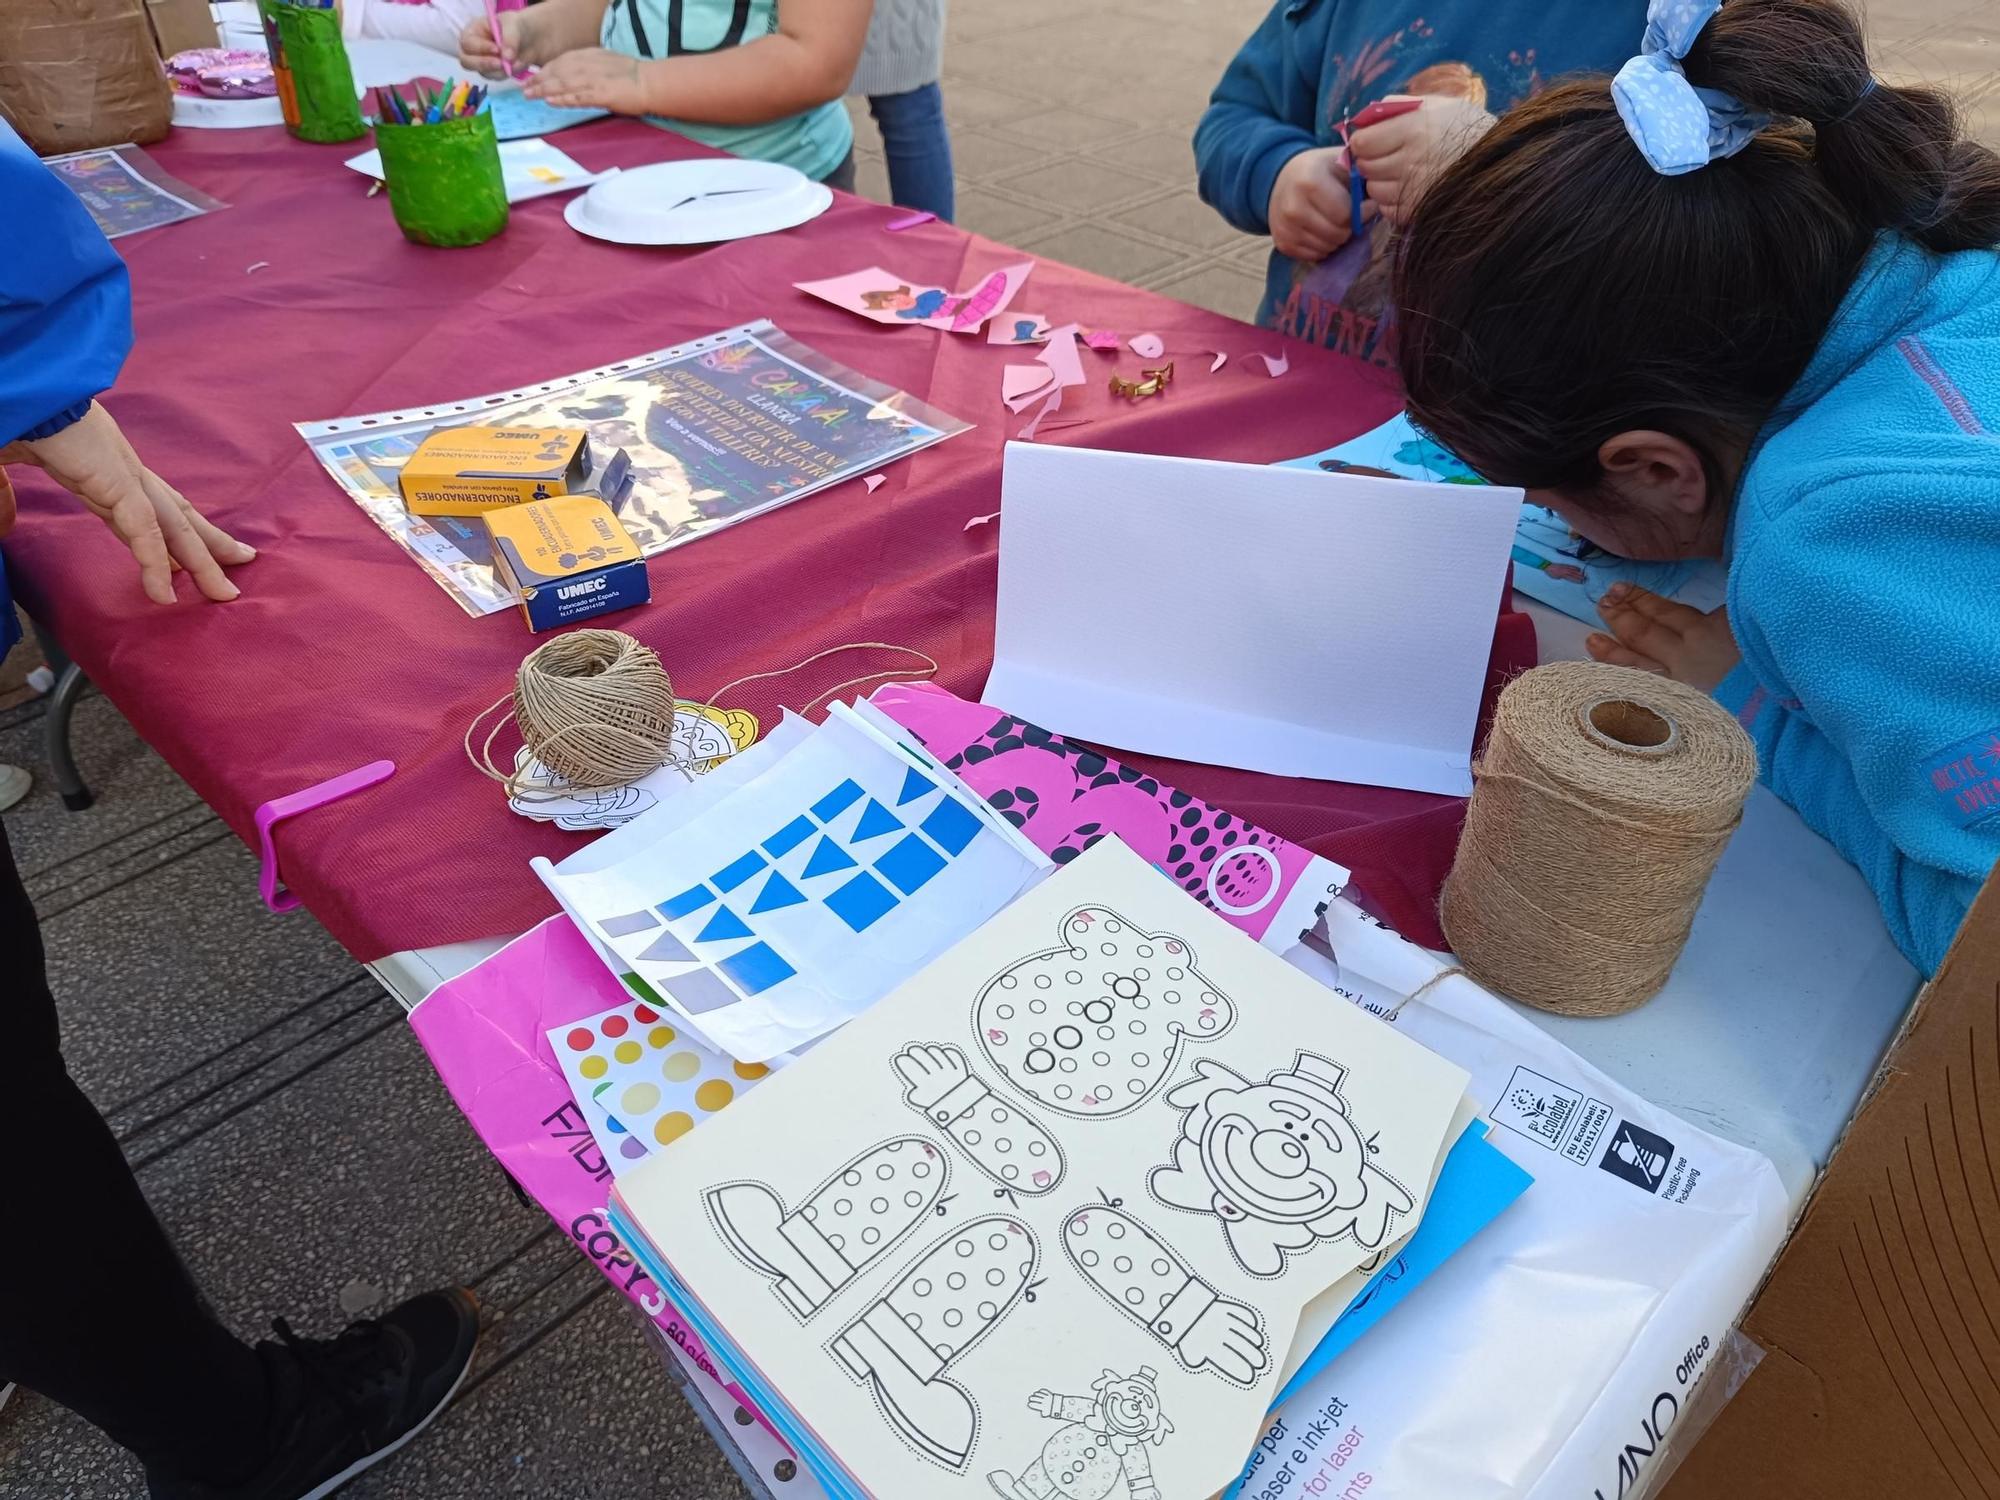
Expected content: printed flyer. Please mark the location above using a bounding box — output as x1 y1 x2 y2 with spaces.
298 321 969 615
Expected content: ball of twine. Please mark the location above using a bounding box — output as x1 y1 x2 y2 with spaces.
1440 661 1758 1018
468 629 677 796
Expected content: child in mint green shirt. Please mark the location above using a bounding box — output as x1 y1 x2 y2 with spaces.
460 0 869 186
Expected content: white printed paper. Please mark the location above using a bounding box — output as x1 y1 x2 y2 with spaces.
539 712 1048 1062
344 137 614 203
1230 900 1789 1500
985 444 1522 796
616 838 1471 1499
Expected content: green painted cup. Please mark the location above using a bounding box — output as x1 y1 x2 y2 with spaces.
266 2 366 144
375 112 510 248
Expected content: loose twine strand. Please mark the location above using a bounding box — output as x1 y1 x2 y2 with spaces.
464 631 938 799
1439 661 1758 1018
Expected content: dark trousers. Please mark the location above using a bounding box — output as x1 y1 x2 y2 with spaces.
0 819 271 1484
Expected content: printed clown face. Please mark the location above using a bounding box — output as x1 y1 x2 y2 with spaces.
1091 1368 1171 1443
1149 1053 1415 1278
972 907 1236 1118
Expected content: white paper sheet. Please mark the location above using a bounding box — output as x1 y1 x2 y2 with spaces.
1230 901 1789 1500
539 713 1049 1062
984 443 1523 796
343 138 613 204
616 837 1470 1499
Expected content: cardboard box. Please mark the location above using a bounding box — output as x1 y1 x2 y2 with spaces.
1662 867 2000 1499
400 427 628 517
485 494 649 632
145 0 217 56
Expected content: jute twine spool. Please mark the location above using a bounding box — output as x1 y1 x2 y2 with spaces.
1439 661 1757 1018
464 633 942 800
468 629 676 796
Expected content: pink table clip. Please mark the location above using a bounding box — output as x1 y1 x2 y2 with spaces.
255 760 396 913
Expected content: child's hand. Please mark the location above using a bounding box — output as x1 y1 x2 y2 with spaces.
458 8 538 78
1587 585 1742 691
1349 95 1495 227
524 48 649 113
1267 146 1353 263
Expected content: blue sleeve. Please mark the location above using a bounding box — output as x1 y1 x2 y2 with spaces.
1193 0 1332 237
0 120 133 446
1716 479 1992 975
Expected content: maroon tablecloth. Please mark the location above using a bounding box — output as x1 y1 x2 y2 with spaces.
5 118 1533 962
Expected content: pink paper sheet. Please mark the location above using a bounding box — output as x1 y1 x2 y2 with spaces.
409 917 786 1444
1002 364 1054 408
794 261 1033 333
868 681 1349 950
1035 322 1087 389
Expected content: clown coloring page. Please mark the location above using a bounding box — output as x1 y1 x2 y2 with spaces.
614 836 1470 1500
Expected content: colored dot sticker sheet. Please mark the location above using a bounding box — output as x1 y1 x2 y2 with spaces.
611 836 1473 1500
548 997 772 1176
541 705 1049 1064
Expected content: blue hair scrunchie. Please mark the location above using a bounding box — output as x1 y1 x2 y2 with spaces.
1612 0 1772 176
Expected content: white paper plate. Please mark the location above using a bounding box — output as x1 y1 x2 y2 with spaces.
172 91 286 129
564 159 831 245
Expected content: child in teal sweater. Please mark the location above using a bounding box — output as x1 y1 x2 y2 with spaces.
1393 0 2000 973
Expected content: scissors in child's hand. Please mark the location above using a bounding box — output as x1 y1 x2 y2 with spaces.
1342 96 1426 229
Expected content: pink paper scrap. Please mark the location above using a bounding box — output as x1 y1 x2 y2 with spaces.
1258 349 1290 377
964 511 1001 531
1129 333 1165 359
1082 330 1121 351
885 209 936 231
988 312 1052 346
1035 323 1087 390
794 261 1034 334
1208 351 1228 373
1002 364 1056 410
862 473 886 493
1016 385 1065 440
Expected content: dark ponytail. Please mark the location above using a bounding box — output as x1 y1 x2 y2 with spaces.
1690 0 2000 250
1393 0 2000 507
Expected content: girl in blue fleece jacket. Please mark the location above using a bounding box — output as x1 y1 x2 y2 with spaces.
1393 0 2000 974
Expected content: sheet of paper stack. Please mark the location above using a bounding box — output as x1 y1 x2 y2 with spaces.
613 835 1473 1500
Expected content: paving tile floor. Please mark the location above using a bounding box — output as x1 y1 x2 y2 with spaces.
2 0 1995 1493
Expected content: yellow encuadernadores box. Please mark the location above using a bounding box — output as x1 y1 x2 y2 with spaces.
483 494 651 632
399 426 595 516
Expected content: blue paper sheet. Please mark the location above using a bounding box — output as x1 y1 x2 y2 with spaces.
1278 414 1727 630
487 91 609 141
1266 1120 1533 1413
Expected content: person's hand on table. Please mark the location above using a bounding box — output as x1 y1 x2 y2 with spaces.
1349 95 1495 227
522 48 650 113
0 402 253 606
1586 584 1742 691
1267 146 1355 263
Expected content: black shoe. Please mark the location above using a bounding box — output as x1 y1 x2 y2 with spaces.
151 1287 481 1500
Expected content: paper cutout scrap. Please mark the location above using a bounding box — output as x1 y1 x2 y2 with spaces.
1208 352 1228 374
796 262 1034 334
1016 387 1065 441
964 511 1001 531
1035 325 1087 391
863 473 887 494
1256 350 1288 378
1130 334 1165 359
1003 365 1056 409
885 209 937 231
989 314 1052 346
1082 330 1121 351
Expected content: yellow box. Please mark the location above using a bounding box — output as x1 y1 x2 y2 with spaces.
484 495 650 632
399 426 595 516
